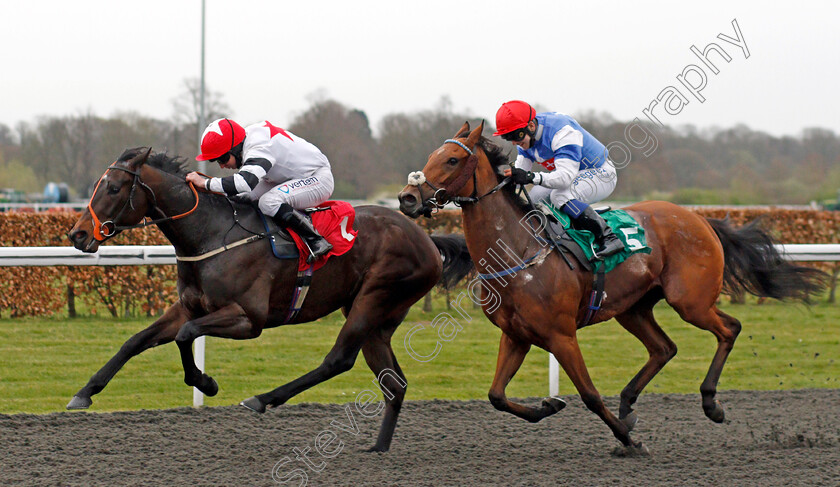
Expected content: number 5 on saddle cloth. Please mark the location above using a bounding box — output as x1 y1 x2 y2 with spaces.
538 201 651 273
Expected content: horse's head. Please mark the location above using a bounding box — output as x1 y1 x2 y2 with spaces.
68 148 157 252
399 121 508 218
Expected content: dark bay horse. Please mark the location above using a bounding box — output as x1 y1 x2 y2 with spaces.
67 147 472 452
397 121 827 454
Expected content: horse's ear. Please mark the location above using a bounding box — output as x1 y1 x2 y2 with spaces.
453 121 470 138
466 120 484 148
128 147 152 170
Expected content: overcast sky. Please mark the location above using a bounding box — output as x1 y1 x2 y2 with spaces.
3 0 839 139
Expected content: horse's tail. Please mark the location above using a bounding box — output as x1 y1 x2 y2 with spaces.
430 234 474 289
706 217 828 303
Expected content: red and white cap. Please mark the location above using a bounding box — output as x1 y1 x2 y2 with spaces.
196 118 246 161
492 101 536 136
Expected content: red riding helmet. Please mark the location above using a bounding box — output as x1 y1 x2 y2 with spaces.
492 100 536 136
196 118 246 161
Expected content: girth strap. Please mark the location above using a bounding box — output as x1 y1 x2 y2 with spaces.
283 266 314 324
582 261 606 326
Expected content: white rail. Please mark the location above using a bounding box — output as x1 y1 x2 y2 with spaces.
776 244 840 261
3 244 837 266
0 245 178 266
0 202 86 212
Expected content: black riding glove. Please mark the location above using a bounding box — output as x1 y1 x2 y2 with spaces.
510 168 537 185
229 193 253 205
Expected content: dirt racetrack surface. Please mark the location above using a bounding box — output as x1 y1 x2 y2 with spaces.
1 389 838 486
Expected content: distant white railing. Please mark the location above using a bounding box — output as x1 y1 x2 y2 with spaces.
3 244 835 268
0 202 86 212
775 244 840 261
0 245 177 266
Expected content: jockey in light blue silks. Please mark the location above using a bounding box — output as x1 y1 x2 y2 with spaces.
495 100 624 259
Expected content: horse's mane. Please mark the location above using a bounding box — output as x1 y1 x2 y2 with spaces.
118 147 190 178
454 132 531 213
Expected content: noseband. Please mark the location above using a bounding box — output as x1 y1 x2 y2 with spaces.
87 163 199 241
407 139 510 212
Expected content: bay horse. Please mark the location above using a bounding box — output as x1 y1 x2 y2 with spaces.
67 147 472 452
397 121 827 454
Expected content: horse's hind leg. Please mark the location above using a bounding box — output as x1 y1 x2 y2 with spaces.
241 322 368 413
360 327 408 452
700 307 742 422
67 302 188 409
614 300 677 430
241 295 404 413
672 303 741 422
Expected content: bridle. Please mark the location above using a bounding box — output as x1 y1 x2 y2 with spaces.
407 138 510 213
87 162 199 241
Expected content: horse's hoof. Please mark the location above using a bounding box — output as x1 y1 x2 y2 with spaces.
240 396 266 414
199 374 219 397
66 396 92 410
542 396 567 415
704 400 726 423
365 445 389 453
621 411 638 431
611 441 651 458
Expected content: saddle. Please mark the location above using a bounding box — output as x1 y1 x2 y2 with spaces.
255 201 358 271
256 207 323 260
533 201 651 273
531 202 610 272
253 201 358 324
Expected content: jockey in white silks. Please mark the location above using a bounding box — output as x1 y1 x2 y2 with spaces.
186 118 335 262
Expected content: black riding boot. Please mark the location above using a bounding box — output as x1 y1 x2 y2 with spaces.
572 206 624 259
274 206 333 263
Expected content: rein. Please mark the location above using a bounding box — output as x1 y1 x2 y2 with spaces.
87 163 199 242
88 161 277 262
476 247 552 280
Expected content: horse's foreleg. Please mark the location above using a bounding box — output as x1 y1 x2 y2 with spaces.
67 302 188 409
174 304 259 396
487 333 566 423
548 332 647 455
614 306 677 430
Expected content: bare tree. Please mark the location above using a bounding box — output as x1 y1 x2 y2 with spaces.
0 123 16 146
378 96 493 182
290 99 380 199
171 77 232 126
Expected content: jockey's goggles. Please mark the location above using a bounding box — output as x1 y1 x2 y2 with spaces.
211 153 230 165
501 128 528 142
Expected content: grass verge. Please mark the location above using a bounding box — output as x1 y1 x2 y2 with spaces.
0 296 837 414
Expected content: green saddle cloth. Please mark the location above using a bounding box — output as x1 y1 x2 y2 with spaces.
543 202 652 273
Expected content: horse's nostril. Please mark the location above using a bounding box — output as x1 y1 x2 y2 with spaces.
400 193 417 206
69 230 86 243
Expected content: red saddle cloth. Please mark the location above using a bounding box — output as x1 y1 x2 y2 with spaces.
287 201 358 271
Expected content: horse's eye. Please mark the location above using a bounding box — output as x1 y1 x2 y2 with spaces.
447 158 459 166
107 184 120 195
